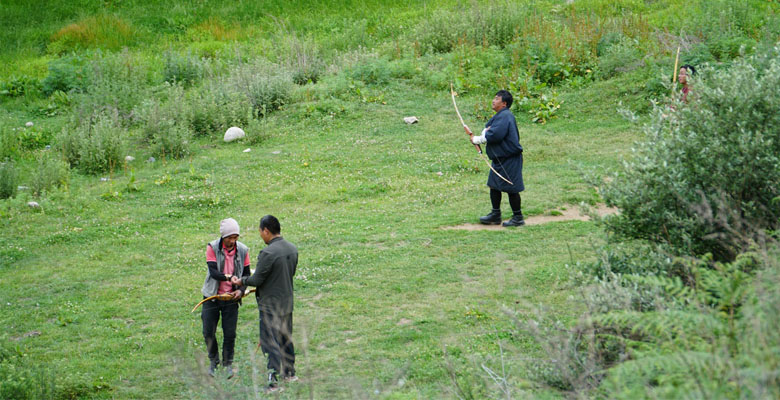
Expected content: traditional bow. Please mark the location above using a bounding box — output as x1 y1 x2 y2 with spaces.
191 288 256 312
450 83 513 185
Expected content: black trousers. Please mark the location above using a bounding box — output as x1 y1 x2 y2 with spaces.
259 310 295 379
201 298 239 366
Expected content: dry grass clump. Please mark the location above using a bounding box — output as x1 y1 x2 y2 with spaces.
49 14 136 53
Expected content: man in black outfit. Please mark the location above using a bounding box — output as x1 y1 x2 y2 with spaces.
233 215 299 392
467 90 526 227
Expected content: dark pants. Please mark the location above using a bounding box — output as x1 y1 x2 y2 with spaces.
490 188 522 216
259 310 295 379
201 298 239 367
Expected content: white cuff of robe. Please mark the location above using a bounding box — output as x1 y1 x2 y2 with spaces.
471 134 487 145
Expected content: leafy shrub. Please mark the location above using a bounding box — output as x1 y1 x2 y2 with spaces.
0 75 40 98
601 47 780 260
29 152 69 196
228 61 293 117
412 4 523 54
152 124 191 159
524 42 572 86
347 57 392 85
41 56 87 96
281 35 325 85
186 81 251 137
17 126 52 151
163 51 206 87
58 111 126 174
73 50 150 123
0 160 17 199
134 84 189 142
596 37 643 80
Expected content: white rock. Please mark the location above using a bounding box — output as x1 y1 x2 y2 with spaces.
125 156 135 162
27 201 40 209
147 157 156 163
17 186 29 190
25 122 33 127
100 177 109 182
271 150 281 154
436 171 443 176
403 116 419 124
243 148 251 153
224 127 246 142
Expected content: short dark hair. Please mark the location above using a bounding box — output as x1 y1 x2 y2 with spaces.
259 215 281 235
495 90 513 109
681 64 696 76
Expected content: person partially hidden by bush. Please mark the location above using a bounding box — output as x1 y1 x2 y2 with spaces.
678 64 696 102
601 48 780 261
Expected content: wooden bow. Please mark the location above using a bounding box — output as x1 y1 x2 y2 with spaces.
450 83 513 185
191 288 256 312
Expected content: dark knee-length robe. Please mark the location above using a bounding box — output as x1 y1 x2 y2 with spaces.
483 107 524 193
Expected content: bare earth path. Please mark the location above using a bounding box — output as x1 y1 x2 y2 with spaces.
443 204 618 231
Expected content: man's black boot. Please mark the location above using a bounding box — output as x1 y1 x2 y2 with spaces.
479 209 502 225
502 213 525 227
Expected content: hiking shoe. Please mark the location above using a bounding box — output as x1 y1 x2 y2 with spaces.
502 214 525 227
479 209 502 225
208 363 218 378
224 364 234 379
284 375 299 383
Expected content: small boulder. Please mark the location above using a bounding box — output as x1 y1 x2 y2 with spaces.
147 157 156 163
243 148 251 153
125 156 135 162
25 121 33 127
403 116 419 124
224 127 246 142
27 201 40 209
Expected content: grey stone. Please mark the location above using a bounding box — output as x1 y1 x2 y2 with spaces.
403 116 419 124
125 156 135 162
27 201 40 209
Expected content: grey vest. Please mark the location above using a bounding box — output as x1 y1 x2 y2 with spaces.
201 238 249 297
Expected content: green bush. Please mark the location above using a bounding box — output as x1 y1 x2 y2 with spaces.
228 61 293 117
596 37 643 80
134 84 189 142
601 47 780 260
73 50 150 123
59 111 126 174
29 153 70 196
347 57 392 85
0 75 40 98
41 56 87 96
17 126 52 151
163 51 206 87
411 4 523 55
0 160 17 199
186 81 251 137
151 124 191 159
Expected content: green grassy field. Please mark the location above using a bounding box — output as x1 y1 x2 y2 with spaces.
1 0 776 398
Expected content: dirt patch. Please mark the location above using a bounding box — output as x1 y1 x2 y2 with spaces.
442 204 618 231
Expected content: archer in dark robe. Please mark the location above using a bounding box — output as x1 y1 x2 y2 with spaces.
468 90 525 227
